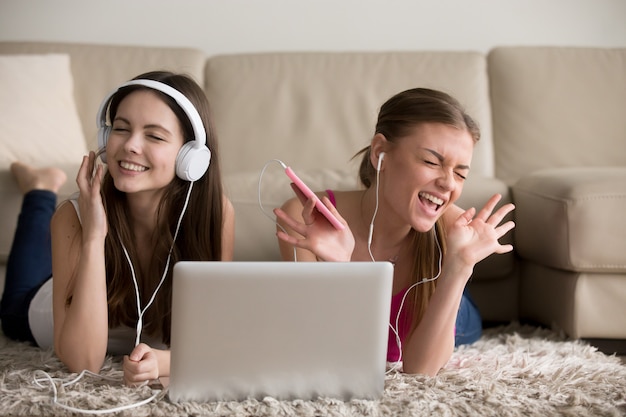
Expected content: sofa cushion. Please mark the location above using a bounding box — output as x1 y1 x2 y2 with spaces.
225 166 360 261
0 42 207 151
520 262 626 339
489 47 626 185
0 54 86 262
226 165 517 284
512 167 626 273
0 54 87 169
206 52 494 178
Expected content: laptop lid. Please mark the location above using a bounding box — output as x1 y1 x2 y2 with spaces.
168 261 393 402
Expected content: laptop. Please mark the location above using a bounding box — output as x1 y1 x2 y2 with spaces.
168 261 394 402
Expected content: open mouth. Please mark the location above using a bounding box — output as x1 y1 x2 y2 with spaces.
120 161 148 172
419 192 444 211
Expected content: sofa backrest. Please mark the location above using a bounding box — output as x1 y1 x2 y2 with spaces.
0 41 206 152
489 46 626 185
0 42 206 261
205 51 495 179
0 43 495 263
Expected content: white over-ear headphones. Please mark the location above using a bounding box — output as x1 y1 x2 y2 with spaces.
96 79 211 182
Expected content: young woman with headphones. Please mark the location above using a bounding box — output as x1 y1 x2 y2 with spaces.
274 88 515 376
1 71 235 387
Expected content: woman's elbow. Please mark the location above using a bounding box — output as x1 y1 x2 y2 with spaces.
55 345 105 374
402 341 454 376
65 356 105 374
402 361 442 377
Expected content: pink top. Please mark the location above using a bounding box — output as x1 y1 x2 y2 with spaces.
325 189 337 207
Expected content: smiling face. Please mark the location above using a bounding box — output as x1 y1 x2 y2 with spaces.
105 89 185 197
376 122 474 232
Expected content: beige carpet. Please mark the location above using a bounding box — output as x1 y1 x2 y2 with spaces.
1 323 625 416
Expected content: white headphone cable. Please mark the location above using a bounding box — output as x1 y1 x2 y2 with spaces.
126 180 194 347
33 370 161 415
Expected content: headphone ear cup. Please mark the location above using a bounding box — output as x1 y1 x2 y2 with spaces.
176 142 211 181
97 126 111 163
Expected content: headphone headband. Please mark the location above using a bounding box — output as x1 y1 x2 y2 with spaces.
96 78 211 181
97 79 207 146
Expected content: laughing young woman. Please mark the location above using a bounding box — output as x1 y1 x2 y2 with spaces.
273 88 515 376
1 71 235 386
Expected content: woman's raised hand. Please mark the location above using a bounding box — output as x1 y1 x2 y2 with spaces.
274 184 355 262
76 151 107 241
446 194 515 271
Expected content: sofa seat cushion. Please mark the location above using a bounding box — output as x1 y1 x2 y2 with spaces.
512 166 626 273
520 262 626 339
225 166 359 262
226 167 517 285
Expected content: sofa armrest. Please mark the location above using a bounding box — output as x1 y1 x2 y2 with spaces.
512 166 626 272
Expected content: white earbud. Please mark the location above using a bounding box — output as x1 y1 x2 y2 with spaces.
377 152 385 172
368 151 386 246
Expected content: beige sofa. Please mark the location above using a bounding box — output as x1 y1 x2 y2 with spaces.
0 42 624 348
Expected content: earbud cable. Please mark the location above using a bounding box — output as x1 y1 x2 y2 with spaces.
366 159 442 373
258 159 297 261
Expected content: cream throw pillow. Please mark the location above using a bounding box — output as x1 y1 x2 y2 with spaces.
0 54 87 169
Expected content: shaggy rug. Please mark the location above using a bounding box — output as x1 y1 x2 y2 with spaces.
0 323 625 417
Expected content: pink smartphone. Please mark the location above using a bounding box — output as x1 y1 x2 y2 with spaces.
284 166 345 230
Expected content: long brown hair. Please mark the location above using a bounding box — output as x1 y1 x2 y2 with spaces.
354 88 480 331
101 71 224 345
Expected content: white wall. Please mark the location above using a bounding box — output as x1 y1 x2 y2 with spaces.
1 0 625 55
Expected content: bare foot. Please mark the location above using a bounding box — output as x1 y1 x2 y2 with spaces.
10 162 67 194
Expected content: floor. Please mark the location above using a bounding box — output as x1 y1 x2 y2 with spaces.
585 338 626 357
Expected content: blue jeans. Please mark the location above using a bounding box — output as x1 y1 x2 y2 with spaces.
0 190 56 343
455 287 482 346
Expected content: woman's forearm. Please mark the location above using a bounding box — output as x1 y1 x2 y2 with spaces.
55 239 109 373
154 348 171 378
401 265 472 376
